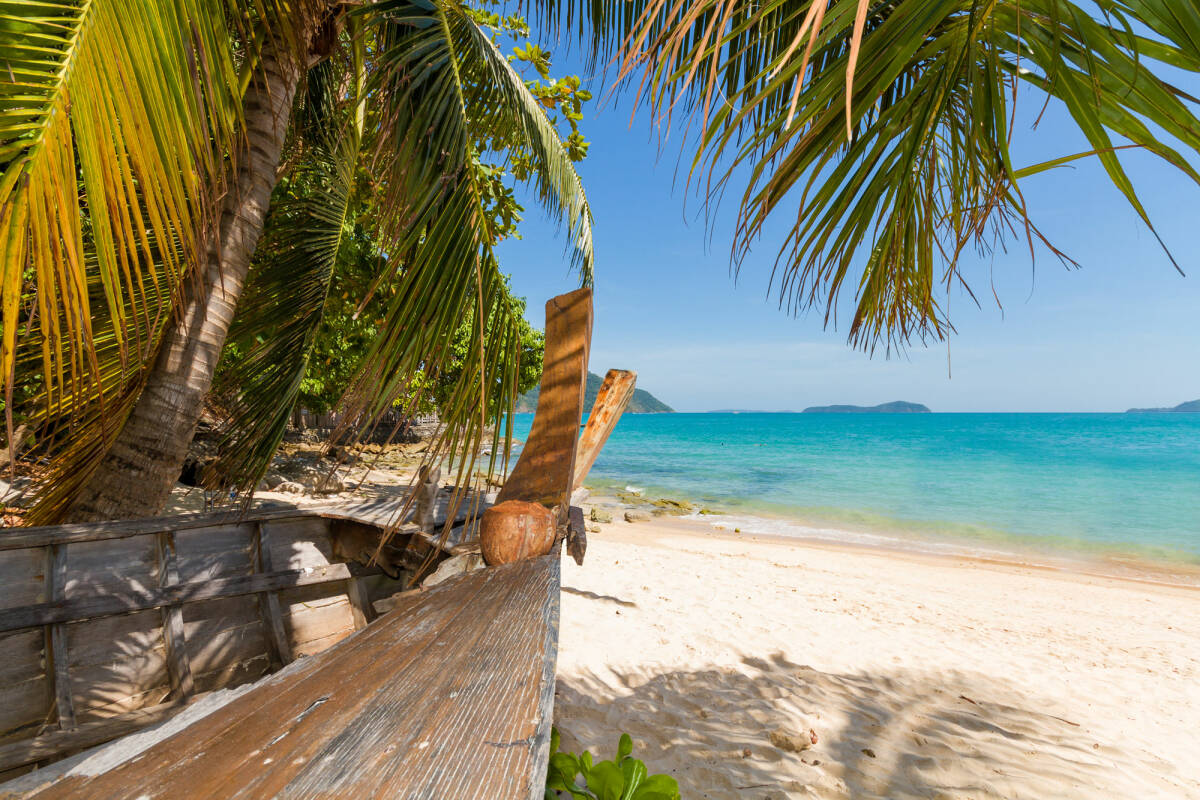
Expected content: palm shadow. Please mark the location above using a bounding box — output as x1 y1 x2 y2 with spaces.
554 652 1185 799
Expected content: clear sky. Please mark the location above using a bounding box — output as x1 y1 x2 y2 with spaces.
495 46 1200 413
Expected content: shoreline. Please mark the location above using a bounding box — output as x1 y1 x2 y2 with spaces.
605 512 1200 595
582 485 1200 590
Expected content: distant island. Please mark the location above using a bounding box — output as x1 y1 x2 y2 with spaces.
517 371 674 413
803 401 931 414
708 409 797 414
1126 399 1200 413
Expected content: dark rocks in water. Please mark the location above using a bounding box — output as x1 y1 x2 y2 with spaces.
802 401 931 414
1126 399 1200 413
650 498 693 516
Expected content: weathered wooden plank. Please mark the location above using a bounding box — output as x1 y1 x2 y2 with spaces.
497 287 592 514
65 609 169 723
0 509 313 552
0 670 49 744
0 562 378 634
0 700 184 773
573 368 637 489
43 546 74 730
345 578 373 629
0 549 45 610
0 502 467 559
253 522 293 668
155 533 194 702
173 524 255 584
18 556 561 800
277 586 356 655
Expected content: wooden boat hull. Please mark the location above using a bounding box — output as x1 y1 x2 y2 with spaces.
0 500 458 780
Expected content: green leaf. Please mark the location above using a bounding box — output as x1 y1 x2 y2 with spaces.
585 761 626 800
617 733 633 763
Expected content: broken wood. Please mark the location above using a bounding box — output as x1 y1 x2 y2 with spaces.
566 506 587 566
573 368 637 489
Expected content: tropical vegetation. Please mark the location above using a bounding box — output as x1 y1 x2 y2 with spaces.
1 0 593 522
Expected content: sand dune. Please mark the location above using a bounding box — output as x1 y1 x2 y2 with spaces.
554 519 1200 799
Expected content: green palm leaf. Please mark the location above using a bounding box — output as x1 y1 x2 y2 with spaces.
0 0 240 405
526 0 1200 349
324 0 594 502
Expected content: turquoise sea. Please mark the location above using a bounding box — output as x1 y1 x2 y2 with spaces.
510 412 1200 566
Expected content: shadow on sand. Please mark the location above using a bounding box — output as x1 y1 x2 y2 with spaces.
554 652 1183 800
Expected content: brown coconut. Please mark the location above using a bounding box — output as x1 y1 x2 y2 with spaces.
479 500 557 565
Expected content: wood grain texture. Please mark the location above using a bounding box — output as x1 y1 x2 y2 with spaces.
0 563 378 634
155 533 194 702
497 288 592 514
572 368 637 489
253 523 293 668
44 546 74 730
20 556 562 800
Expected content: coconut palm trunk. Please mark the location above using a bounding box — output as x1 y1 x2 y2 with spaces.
64 40 307 523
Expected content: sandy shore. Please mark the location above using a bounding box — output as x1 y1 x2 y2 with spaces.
554 515 1200 799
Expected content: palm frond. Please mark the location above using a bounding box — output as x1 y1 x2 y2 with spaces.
0 0 244 510
317 0 595 511
525 0 1200 349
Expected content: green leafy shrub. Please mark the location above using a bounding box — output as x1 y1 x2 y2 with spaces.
545 728 681 800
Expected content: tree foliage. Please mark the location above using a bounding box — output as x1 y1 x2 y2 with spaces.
1 0 595 518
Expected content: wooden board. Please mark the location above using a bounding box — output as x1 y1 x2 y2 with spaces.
497 287 592 513
573 368 636 489
18 555 562 800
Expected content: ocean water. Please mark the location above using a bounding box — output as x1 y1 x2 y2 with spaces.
508 412 1200 564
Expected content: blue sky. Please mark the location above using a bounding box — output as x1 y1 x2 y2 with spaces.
495 49 1200 413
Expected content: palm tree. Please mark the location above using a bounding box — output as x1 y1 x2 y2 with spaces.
1 0 594 522
531 0 1199 347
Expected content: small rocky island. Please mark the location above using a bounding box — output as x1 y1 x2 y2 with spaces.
1126 399 1200 413
803 401 931 414
518 371 674 413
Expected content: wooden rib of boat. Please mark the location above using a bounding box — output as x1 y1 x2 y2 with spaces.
0 287 633 799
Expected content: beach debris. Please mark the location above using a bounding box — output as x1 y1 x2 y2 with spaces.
861 748 876 758
741 748 752 758
260 471 286 489
768 729 813 753
412 465 441 534
589 506 614 523
624 510 651 523
586 523 602 533
567 506 587 566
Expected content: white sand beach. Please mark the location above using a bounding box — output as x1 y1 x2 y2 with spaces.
554 516 1200 799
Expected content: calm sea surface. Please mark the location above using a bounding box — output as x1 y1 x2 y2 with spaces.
509 412 1200 564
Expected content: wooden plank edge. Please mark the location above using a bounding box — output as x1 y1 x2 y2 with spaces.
524 555 562 800
0 563 385 635
0 502 466 555
0 700 185 773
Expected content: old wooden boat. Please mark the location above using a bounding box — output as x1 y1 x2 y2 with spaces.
0 288 635 799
